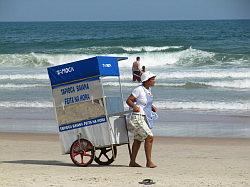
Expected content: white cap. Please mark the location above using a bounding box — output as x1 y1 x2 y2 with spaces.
141 71 156 82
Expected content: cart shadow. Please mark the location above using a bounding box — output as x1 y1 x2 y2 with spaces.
2 160 128 167
2 160 73 167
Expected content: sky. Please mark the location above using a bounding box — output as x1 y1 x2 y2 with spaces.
0 0 250 21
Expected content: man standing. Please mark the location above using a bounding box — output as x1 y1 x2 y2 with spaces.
132 57 141 82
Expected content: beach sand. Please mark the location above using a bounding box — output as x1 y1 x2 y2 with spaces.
0 133 250 187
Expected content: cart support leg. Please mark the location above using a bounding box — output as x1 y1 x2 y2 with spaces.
128 142 132 160
111 144 116 160
124 116 133 160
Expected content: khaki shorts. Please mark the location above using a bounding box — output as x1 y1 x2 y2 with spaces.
131 114 153 141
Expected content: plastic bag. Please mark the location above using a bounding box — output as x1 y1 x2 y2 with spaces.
146 111 158 129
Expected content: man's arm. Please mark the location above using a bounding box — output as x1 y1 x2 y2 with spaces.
126 94 140 112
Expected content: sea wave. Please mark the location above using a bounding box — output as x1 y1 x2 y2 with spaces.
0 53 51 67
0 77 237 90
0 47 249 68
104 82 210 89
68 46 184 54
104 79 250 89
119 48 249 67
1 71 250 90
179 80 250 89
205 79 250 89
118 70 250 80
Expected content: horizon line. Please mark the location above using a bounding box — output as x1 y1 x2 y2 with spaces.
0 18 250 23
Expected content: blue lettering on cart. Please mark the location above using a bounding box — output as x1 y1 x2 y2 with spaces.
79 93 90 101
74 96 79 102
64 93 90 105
51 77 99 89
61 86 75 95
76 83 89 92
59 116 107 132
64 97 74 105
60 83 89 96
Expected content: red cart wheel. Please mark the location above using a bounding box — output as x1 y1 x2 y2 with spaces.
94 146 117 165
70 138 95 167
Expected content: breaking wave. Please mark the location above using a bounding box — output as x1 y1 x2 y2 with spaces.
0 47 249 68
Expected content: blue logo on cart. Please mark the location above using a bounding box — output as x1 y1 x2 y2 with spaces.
59 116 107 132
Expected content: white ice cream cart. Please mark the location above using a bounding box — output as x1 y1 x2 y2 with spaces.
47 56 131 166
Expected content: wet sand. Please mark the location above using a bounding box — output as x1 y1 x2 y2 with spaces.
1 107 250 138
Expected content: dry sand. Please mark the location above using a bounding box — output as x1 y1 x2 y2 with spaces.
0 133 250 187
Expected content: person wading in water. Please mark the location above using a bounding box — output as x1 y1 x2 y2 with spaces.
132 57 141 82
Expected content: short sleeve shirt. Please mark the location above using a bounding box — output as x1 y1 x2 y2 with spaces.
131 85 152 115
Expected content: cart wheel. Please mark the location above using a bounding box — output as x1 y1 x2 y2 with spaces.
94 146 117 165
70 138 95 167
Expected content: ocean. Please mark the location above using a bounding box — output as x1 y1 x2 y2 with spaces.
0 20 250 137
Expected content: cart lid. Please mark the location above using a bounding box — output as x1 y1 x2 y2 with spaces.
47 56 128 88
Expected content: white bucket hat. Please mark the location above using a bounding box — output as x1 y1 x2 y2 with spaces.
141 71 156 82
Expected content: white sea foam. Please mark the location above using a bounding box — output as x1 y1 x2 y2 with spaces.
104 78 250 90
0 100 249 111
118 69 250 80
0 71 249 90
39 54 93 66
1 79 247 90
206 79 250 89
103 82 140 87
0 83 47 88
164 70 250 79
154 100 250 111
0 101 53 108
121 46 182 52
103 82 184 87
0 74 48 80
118 47 216 67
0 53 51 67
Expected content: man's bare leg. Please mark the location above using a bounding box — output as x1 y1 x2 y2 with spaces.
145 136 157 168
129 139 142 167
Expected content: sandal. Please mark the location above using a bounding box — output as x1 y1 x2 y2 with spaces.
138 178 155 185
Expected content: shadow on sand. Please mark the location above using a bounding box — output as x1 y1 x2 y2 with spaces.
2 160 128 167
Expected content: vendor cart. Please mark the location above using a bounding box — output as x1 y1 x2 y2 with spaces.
47 56 131 166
